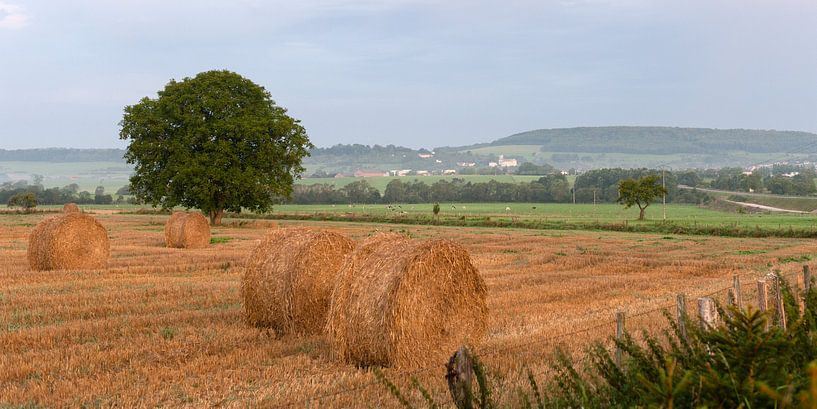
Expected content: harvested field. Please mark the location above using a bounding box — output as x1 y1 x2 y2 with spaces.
1 213 814 407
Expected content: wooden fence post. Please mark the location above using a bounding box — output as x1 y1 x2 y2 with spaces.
697 297 719 329
758 279 769 330
757 280 768 312
765 273 787 330
727 288 736 307
805 265 812 315
446 346 474 409
676 294 688 342
732 274 743 310
615 311 626 368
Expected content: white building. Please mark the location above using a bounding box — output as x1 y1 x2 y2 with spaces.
498 155 518 167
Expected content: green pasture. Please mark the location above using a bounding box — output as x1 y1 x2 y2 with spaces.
295 175 547 191
269 202 817 230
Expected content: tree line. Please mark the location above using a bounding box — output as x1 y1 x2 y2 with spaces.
1 180 129 207
290 169 708 205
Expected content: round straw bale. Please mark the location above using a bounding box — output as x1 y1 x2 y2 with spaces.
326 235 488 369
27 213 110 271
164 211 210 248
63 203 81 213
241 227 355 335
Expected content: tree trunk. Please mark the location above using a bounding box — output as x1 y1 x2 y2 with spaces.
209 209 224 225
639 207 646 220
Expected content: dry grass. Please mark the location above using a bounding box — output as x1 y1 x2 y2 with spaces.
1 213 815 407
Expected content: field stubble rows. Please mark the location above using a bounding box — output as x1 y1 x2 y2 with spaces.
1 213 815 407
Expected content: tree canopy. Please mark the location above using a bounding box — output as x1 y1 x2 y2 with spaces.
119 70 312 224
617 175 667 220
7 191 37 210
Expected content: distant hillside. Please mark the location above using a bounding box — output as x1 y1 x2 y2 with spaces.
438 126 817 170
0 148 126 162
451 126 817 154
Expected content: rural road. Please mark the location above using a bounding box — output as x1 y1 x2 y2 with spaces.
678 185 814 213
722 200 807 214
677 184 817 200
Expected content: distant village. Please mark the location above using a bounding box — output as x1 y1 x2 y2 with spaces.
337 152 522 178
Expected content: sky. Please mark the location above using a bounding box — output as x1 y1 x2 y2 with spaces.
0 0 815 149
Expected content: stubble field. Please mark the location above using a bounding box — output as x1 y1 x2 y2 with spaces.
1 212 815 407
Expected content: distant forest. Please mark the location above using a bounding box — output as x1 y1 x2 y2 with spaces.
450 126 817 154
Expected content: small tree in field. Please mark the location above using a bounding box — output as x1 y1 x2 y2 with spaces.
7 192 37 211
433 202 440 218
617 175 666 220
119 70 313 225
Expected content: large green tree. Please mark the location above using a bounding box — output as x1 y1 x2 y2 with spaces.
119 70 312 224
617 174 667 220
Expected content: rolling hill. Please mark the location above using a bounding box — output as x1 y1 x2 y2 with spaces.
441 126 817 169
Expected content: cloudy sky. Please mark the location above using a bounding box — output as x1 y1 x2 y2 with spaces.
1 0 815 149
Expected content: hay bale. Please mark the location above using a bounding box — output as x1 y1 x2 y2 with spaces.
63 203 80 213
327 234 488 369
164 211 210 248
27 213 110 271
241 227 355 335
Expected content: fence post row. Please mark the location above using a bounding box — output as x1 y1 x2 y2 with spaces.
697 297 718 329
615 311 626 368
804 265 811 293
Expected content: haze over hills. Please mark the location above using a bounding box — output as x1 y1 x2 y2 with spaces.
2 127 817 190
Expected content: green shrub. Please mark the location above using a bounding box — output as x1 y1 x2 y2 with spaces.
379 273 817 408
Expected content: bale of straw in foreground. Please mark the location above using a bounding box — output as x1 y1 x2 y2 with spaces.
28 213 110 271
326 234 488 368
241 227 355 335
63 203 80 213
164 211 210 248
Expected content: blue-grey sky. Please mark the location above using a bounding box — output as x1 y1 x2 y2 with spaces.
1 0 815 149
